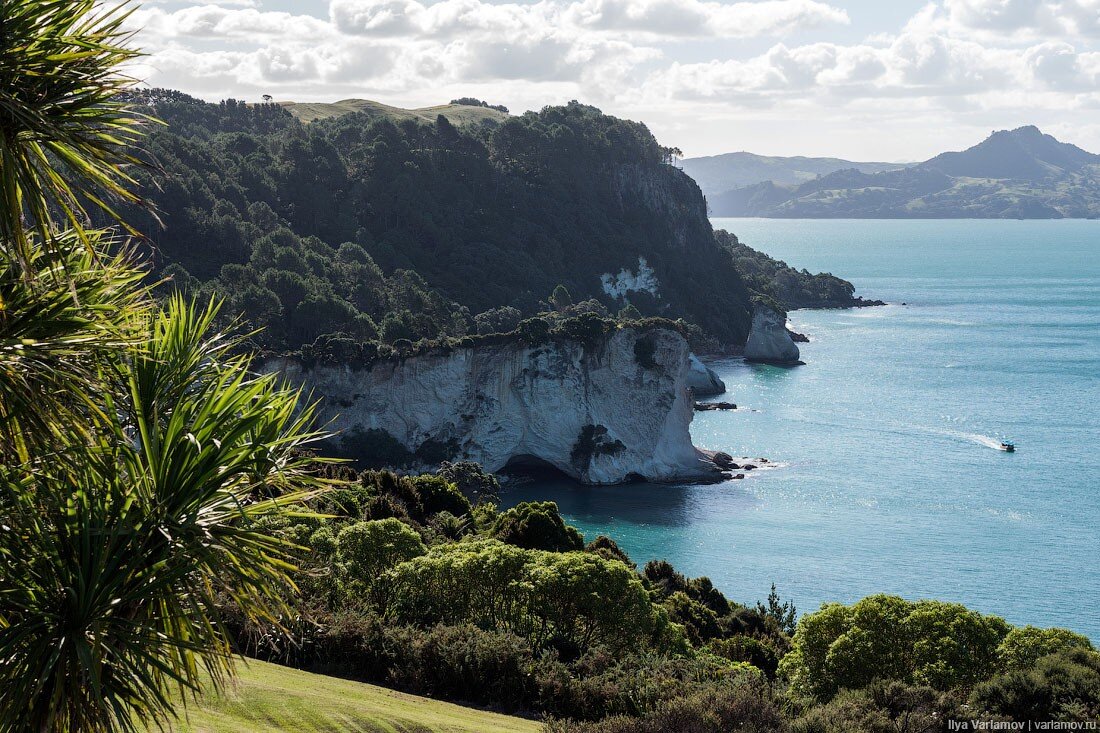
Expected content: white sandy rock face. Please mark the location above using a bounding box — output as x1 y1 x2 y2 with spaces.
744 306 801 364
686 354 726 396
268 328 721 485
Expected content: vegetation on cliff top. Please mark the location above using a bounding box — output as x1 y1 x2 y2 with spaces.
114 89 867 356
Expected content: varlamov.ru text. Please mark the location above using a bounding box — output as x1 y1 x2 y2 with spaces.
948 722 1097 731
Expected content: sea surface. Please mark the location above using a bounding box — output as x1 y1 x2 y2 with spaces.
502 218 1100 639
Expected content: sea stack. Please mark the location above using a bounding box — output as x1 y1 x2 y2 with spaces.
744 305 802 365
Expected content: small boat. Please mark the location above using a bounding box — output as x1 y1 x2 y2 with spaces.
999 441 1015 452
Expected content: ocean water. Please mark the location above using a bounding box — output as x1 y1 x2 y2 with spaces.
502 218 1100 639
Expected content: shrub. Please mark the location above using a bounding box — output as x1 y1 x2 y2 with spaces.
438 460 500 504
997 626 1094 671
493 501 585 552
385 540 656 654
779 595 1010 700
409 475 471 517
545 680 788 733
971 648 1100 723
586 535 634 569
335 519 427 600
791 680 963 733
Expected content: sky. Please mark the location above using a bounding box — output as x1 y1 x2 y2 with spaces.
127 0 1100 160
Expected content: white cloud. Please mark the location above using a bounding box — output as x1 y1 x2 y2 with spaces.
563 0 848 38
124 0 1100 159
920 0 1100 40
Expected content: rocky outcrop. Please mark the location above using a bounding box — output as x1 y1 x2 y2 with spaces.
686 354 726 396
267 327 722 485
744 306 802 365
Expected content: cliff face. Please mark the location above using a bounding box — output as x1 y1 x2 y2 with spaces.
269 327 721 484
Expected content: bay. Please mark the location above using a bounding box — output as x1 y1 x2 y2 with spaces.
503 219 1100 639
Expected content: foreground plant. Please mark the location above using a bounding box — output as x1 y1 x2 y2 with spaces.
0 290 335 732
0 0 149 262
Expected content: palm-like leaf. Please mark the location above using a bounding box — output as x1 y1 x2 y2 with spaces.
0 229 146 461
0 0 151 262
0 297 339 732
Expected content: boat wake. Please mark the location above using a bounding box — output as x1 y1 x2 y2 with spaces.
960 432 1011 451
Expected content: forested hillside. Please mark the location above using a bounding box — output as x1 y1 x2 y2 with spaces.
119 90 760 350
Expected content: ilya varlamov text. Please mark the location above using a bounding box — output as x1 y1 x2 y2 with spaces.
949 722 1098 731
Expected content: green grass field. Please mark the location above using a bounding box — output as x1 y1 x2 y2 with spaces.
279 99 509 126
158 659 541 733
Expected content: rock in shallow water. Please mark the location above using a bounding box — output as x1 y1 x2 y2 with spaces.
744 306 802 365
686 353 726 396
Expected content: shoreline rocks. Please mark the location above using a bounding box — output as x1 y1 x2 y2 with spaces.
694 401 737 411
686 353 726 396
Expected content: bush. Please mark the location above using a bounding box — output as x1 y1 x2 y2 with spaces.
545 680 788 733
335 519 427 600
385 540 657 655
493 501 584 552
997 625 1094 671
791 680 963 733
409 475 471 517
779 595 1010 700
971 648 1100 723
586 536 634 569
438 460 500 504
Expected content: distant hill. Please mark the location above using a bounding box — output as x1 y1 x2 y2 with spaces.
710 126 1100 219
680 152 906 198
280 98 509 125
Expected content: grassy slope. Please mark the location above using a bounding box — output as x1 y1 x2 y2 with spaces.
158 659 541 733
280 99 509 125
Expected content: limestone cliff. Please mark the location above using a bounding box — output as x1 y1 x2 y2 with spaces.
267 327 722 485
744 306 802 365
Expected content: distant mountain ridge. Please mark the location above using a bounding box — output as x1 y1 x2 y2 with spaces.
702 126 1100 219
679 151 905 195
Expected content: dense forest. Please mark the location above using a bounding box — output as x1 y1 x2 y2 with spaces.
117 91 862 354
239 460 1100 732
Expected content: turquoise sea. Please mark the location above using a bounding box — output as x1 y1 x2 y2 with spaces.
503 219 1100 640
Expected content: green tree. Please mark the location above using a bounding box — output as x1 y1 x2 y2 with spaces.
550 284 573 310
492 501 584 552
997 626 1094 671
336 519 427 597
779 595 1011 701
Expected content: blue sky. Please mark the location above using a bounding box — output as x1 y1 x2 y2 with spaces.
130 0 1100 160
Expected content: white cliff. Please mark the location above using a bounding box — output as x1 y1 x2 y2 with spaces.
268 327 721 484
743 306 802 365
686 354 726 396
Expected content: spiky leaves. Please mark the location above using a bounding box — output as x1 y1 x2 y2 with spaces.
0 0 150 262
0 296 336 732
0 229 146 461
